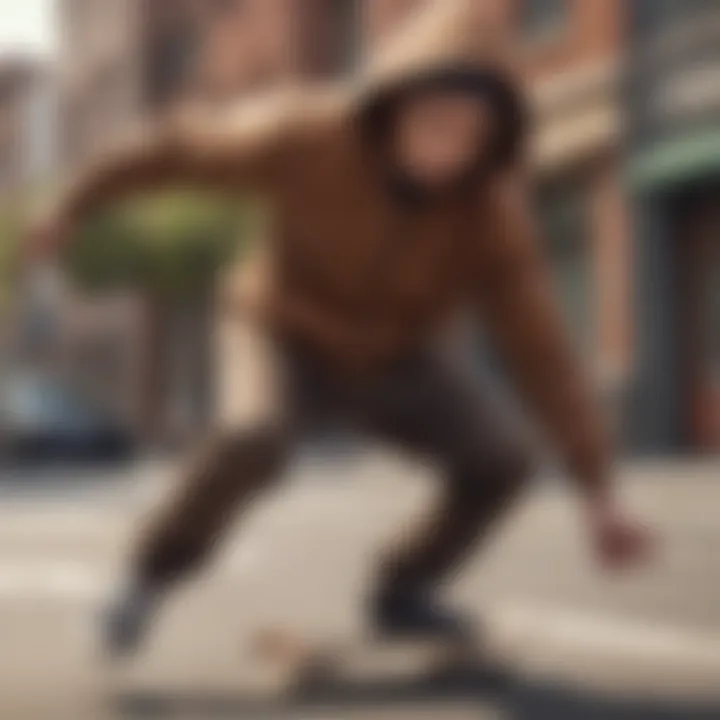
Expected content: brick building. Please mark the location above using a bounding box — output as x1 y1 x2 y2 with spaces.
627 2 720 453
516 0 632 435
0 59 33 196
56 0 632 445
58 0 364 169
0 56 57 358
0 57 56 198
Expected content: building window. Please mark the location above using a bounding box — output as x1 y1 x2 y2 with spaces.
330 0 362 75
520 0 570 41
146 24 199 106
212 0 244 11
535 174 595 354
654 0 709 24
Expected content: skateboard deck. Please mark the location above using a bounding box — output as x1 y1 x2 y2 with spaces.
247 627 493 693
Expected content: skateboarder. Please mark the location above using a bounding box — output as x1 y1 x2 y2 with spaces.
29 0 652 655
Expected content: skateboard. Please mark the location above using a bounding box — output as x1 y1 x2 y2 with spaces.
247 627 495 694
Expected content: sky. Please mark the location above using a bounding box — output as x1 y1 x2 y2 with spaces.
0 0 54 56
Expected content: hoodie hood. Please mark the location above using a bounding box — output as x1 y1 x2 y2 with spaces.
353 0 528 172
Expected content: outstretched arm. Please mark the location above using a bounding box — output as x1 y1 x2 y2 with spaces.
476 174 609 498
30 92 297 255
474 173 653 568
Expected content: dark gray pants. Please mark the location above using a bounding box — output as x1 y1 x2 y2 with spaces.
134 329 535 595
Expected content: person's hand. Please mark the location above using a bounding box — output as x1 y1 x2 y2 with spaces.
587 494 656 571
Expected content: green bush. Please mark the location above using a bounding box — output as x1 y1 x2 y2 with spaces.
64 190 257 301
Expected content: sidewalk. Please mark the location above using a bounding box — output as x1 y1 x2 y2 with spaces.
0 456 718 718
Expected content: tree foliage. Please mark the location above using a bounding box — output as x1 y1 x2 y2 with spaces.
0 203 24 311
64 191 255 301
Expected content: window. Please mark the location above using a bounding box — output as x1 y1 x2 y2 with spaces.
146 24 199 106
330 0 362 75
520 0 570 40
212 0 244 11
655 0 709 23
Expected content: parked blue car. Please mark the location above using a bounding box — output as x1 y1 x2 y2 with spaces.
0 374 135 464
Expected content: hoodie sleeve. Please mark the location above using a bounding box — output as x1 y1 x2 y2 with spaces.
473 173 612 496
60 90 299 223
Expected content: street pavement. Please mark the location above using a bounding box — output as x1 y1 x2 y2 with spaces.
0 454 719 719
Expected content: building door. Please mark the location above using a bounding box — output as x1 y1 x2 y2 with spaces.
682 192 720 452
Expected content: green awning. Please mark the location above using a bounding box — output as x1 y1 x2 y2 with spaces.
629 129 720 193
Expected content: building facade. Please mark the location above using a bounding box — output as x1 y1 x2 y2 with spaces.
0 58 58 371
627 1 720 453
58 0 141 170
516 0 632 441
56 0 350 438
56 0 633 445
0 58 56 198
58 0 363 169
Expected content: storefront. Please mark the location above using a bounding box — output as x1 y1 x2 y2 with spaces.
628 4 720 453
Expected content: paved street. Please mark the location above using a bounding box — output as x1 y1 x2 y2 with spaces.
0 455 719 719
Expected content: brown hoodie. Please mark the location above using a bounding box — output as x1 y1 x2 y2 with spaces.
230 0 529 365
58 0 609 490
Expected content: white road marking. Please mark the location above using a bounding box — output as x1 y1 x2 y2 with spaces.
225 542 260 573
0 542 263 604
0 559 106 602
0 555 717 672
0 512 121 536
493 602 720 668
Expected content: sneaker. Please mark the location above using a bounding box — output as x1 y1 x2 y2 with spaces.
102 582 159 658
370 587 474 642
